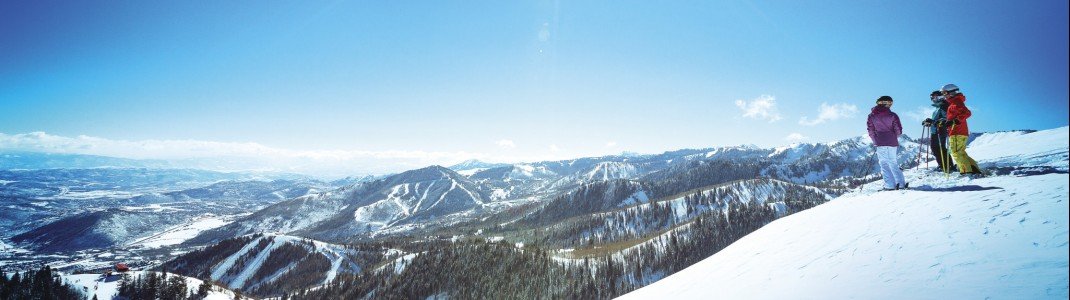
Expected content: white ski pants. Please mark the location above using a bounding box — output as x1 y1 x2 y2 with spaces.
876 146 906 189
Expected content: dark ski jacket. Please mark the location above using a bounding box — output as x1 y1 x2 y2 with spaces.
946 93 971 136
930 100 949 133
867 105 902 147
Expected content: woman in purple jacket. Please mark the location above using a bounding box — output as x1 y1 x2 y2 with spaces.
867 96 907 190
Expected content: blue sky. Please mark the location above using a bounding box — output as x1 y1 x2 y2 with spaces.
1 1 1067 174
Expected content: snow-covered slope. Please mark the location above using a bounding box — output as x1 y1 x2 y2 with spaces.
192 165 490 242
581 162 641 181
65 271 236 300
11 208 192 252
164 233 368 295
125 213 241 249
622 126 1069 299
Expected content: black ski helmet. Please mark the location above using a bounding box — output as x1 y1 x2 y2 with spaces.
877 95 893 103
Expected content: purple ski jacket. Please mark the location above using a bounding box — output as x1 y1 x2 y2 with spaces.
867 105 902 147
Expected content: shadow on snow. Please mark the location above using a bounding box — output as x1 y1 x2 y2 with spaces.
912 185 1004 192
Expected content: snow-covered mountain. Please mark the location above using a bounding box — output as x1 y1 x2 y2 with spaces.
516 179 652 226
622 126 1069 299
11 208 192 252
761 134 923 183
194 165 492 243
189 130 1043 245
0 168 323 240
532 178 831 248
579 162 642 182
448 159 511 175
6 178 325 252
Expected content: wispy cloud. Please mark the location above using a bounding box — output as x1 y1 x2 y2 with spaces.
799 102 858 126
549 144 560 152
735 95 781 122
495 139 516 149
785 133 808 141
605 141 618 148
905 105 933 122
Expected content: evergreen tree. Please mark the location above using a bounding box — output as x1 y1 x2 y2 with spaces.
0 266 84 300
197 279 212 298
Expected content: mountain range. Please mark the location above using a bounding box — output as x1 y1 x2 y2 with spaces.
3 127 1065 299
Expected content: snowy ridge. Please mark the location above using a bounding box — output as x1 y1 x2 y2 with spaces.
761 134 924 184
197 166 493 242
622 126 1070 299
704 145 762 159
966 127 1067 170
539 178 826 249
583 162 640 181
598 178 827 221
448 159 511 172
348 167 489 233
254 192 342 233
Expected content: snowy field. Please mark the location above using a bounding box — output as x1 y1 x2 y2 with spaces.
126 214 240 249
622 127 1069 299
0 239 29 256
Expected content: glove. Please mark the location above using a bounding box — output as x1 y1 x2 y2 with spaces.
922 118 933 126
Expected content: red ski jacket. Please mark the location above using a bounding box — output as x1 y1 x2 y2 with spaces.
946 93 971 136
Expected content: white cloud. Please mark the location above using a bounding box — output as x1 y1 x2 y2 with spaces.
735 95 782 122
799 102 858 126
549 144 560 152
905 106 933 122
605 141 618 148
495 139 516 149
785 133 808 141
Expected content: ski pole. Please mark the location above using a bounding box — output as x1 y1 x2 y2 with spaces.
946 124 957 178
922 126 929 170
917 126 922 170
925 126 931 169
939 126 949 179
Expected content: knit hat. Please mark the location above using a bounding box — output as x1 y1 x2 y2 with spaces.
877 95 893 103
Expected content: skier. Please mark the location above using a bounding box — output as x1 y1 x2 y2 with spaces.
922 90 956 172
867 95 908 190
939 84 983 175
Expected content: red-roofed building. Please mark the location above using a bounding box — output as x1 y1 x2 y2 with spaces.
115 263 130 273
